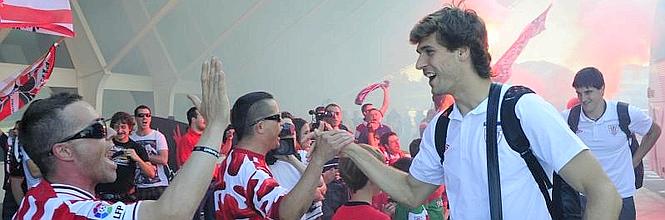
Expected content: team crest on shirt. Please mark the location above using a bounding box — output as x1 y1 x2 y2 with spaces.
608 124 620 135
93 203 113 218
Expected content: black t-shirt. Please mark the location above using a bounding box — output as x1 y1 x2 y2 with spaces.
96 139 150 195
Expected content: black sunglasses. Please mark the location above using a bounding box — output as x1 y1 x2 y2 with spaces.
250 114 281 126
136 113 151 118
58 118 108 143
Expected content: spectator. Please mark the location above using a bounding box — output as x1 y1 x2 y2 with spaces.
12 56 230 219
378 132 406 165
355 108 392 146
390 157 428 220
213 91 351 219
324 103 351 132
333 144 390 220
96 112 154 203
131 105 171 200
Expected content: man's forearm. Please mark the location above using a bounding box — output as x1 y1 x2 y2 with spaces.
279 159 325 219
10 177 24 203
136 160 157 178
634 123 661 167
140 124 225 219
582 182 622 220
149 152 168 165
342 143 435 207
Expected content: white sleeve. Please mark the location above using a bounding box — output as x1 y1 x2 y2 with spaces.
627 105 653 136
155 131 168 151
515 94 588 172
67 200 141 220
410 112 445 185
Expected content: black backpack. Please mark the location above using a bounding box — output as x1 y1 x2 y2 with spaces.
567 102 643 189
434 84 582 220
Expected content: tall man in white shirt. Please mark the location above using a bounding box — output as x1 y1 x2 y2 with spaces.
563 67 662 220
337 5 622 220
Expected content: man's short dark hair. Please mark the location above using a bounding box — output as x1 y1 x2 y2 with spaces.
18 93 83 178
134 105 151 116
325 103 341 112
339 144 384 193
572 67 605 89
110 112 135 129
379 131 397 146
410 5 492 78
361 103 373 113
292 117 308 145
186 107 198 125
409 138 422 157
230 91 275 140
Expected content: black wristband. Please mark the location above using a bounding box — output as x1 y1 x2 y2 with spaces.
193 146 220 158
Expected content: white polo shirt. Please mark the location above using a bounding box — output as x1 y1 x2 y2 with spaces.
411 85 587 220
562 101 652 198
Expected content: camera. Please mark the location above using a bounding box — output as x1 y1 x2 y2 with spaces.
272 120 297 155
308 106 333 131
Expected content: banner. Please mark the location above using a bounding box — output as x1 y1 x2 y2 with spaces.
492 4 552 83
0 41 59 121
0 0 75 38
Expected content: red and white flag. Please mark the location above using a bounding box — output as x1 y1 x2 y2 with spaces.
0 41 59 121
491 4 552 83
355 80 389 105
0 0 75 38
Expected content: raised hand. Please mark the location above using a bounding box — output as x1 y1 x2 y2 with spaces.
199 57 230 130
310 130 354 166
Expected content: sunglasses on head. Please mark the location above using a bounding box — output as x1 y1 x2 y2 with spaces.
58 118 108 143
136 113 151 118
250 114 281 126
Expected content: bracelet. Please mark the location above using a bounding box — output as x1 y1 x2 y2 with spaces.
193 146 220 158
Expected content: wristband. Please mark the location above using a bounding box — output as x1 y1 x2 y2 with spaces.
193 146 220 158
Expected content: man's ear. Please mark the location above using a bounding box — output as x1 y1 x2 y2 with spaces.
51 142 75 161
457 47 470 61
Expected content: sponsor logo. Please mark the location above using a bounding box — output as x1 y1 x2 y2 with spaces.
93 203 113 218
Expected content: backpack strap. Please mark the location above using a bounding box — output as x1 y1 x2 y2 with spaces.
487 83 503 220
499 85 554 215
617 101 644 189
567 105 582 133
435 106 454 165
617 102 634 142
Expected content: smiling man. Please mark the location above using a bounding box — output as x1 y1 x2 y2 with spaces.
96 111 155 203
563 67 662 220
336 5 622 220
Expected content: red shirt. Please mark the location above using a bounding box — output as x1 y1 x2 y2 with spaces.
332 201 390 220
14 181 140 220
176 128 201 167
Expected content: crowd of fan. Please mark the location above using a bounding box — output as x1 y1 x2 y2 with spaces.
0 81 449 220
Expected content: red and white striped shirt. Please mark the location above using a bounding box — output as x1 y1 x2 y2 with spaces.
13 181 141 220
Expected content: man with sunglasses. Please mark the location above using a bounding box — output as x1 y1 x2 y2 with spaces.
96 111 155 203
131 105 170 200
213 91 353 219
14 57 232 219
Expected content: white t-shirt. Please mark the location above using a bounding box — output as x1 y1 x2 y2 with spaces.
11 138 41 188
130 129 169 188
562 101 652 198
411 85 588 220
270 160 324 220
